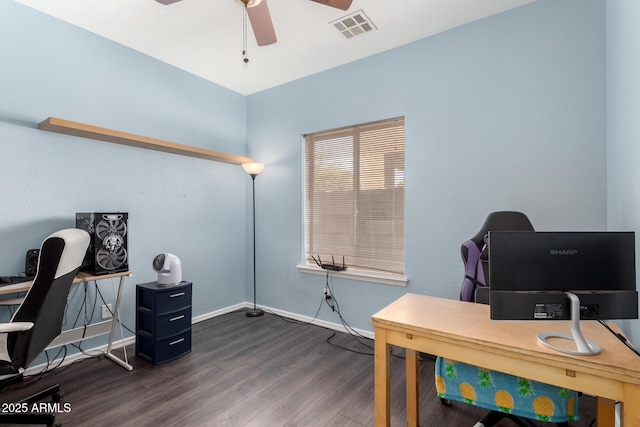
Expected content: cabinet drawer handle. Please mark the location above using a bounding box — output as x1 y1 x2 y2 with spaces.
170 315 185 322
169 338 185 346
169 292 185 298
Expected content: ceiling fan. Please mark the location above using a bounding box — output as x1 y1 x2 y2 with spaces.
155 0 353 47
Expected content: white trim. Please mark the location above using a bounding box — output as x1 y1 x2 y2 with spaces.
23 302 372 376
202 302 374 339
296 263 408 287
191 302 248 323
24 335 136 376
259 303 374 339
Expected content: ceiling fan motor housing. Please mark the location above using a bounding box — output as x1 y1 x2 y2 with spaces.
238 0 264 8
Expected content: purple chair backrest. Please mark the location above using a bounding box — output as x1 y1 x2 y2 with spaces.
459 240 486 302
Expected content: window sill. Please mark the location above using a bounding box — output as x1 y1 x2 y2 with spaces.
296 263 408 287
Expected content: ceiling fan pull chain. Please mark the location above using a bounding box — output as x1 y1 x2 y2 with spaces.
242 2 249 63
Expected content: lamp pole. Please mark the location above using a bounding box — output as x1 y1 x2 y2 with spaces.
243 162 265 317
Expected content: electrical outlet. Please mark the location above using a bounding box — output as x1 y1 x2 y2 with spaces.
102 304 112 320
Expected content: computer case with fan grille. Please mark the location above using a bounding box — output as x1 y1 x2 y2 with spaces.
76 212 128 275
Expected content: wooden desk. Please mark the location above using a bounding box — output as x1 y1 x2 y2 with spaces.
0 270 133 371
372 293 640 427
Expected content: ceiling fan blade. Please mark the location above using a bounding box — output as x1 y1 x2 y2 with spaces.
246 0 277 46
155 0 183 5
310 0 353 11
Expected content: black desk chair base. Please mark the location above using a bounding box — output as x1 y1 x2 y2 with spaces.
0 413 57 427
440 391 570 427
478 410 569 427
0 383 63 426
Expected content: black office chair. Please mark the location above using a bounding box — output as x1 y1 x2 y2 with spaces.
436 212 577 427
0 228 90 427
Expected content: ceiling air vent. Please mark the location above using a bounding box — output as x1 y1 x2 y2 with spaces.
330 10 377 40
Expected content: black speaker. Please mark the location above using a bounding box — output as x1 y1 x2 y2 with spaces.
76 212 128 275
25 249 39 277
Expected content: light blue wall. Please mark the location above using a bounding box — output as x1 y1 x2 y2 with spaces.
606 0 640 343
247 0 607 332
0 1 249 357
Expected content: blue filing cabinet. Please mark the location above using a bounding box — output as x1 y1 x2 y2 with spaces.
135 281 192 365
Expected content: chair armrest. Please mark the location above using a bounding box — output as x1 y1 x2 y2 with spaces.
0 322 34 333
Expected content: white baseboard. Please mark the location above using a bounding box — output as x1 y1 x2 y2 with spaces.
197 301 373 339
191 302 248 324
24 335 136 376
24 302 372 376
254 303 374 340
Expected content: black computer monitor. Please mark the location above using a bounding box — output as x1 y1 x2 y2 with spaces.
489 231 637 321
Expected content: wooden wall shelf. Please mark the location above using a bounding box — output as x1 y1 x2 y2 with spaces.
39 117 252 165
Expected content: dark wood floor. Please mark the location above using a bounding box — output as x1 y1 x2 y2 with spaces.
2 310 596 426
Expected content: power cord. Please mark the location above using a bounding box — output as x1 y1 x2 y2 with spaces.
95 281 135 335
41 278 136 373
270 290 325 327
8 278 135 389
264 270 374 355
323 271 374 355
582 306 640 357
254 271 409 359
18 284 93 383
22 345 68 383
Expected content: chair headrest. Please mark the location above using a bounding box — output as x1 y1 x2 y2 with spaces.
41 229 90 279
469 211 534 248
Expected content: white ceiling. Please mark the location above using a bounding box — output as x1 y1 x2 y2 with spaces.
15 0 534 95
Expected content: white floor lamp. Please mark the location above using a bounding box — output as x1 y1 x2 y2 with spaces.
243 162 265 317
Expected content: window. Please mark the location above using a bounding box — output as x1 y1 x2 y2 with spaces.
303 117 405 276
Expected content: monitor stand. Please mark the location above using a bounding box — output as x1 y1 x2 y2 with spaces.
537 292 601 356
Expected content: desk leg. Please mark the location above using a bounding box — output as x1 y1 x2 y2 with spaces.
406 349 419 427
374 327 391 427
596 397 615 427
104 275 133 371
623 382 640 427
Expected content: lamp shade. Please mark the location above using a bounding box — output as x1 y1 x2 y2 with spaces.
242 162 265 176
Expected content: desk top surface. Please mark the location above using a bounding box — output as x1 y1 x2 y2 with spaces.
372 293 640 382
0 270 132 295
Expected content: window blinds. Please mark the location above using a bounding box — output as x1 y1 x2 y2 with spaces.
304 117 405 274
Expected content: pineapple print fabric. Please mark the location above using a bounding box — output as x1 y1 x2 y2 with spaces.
435 357 578 422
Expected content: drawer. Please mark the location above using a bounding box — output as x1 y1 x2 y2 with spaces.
137 282 192 315
137 306 192 339
136 329 192 365
154 286 191 314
